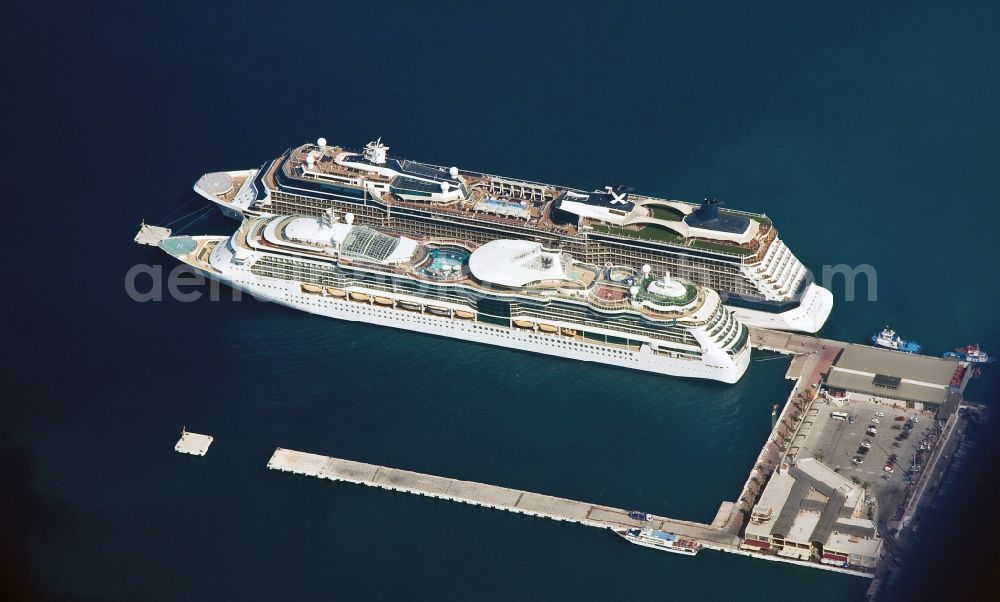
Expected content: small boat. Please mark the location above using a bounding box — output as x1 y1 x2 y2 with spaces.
301 283 323 294
373 296 394 306
627 510 652 522
614 528 699 556
538 323 558 333
513 319 534 329
349 291 370 302
325 287 346 297
398 301 422 311
454 310 475 319
944 344 994 364
426 305 451 315
561 328 577 336
871 327 922 354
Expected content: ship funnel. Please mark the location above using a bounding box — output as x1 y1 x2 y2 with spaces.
695 198 722 221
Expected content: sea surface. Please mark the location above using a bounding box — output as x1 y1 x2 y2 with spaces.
5 1 1000 600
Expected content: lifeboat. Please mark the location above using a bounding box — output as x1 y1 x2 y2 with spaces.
373 296 393 306
349 291 370 302
538 323 558 333
301 283 323 294
426 306 451 315
561 328 577 336
454 310 475 320
398 301 422 311
513 320 534 329
325 287 346 298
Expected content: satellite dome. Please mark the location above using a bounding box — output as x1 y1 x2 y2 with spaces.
449 166 459 178
317 137 327 147
642 264 651 274
440 181 450 193
344 212 355 225
629 286 640 296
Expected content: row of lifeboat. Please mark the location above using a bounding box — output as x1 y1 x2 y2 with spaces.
300 284 577 335
513 320 576 336
301 283 347 298
300 283 476 319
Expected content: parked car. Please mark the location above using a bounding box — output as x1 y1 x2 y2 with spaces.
860 440 872 449
857 447 869 455
853 456 865 465
871 418 880 424
895 416 906 421
888 454 898 463
884 464 895 473
867 427 878 436
875 411 886 417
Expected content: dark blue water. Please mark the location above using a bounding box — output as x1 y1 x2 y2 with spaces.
5 1 999 600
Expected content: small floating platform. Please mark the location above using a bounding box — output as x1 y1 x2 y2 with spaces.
135 222 172 246
174 428 213 456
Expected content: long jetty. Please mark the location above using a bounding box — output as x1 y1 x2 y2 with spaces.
266 448 737 546
266 447 874 578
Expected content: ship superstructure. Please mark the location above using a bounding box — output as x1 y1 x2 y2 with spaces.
193 138 833 332
156 209 751 383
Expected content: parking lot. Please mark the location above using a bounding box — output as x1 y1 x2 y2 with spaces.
792 398 942 532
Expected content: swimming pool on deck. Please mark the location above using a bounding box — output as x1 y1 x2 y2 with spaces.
421 247 470 279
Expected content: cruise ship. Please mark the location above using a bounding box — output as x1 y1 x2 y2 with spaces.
193 138 832 333
153 209 751 383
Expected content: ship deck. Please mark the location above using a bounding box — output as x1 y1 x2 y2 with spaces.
272 144 773 261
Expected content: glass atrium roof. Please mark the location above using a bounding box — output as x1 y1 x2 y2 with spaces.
340 226 400 262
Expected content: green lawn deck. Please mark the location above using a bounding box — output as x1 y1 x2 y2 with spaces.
648 205 685 221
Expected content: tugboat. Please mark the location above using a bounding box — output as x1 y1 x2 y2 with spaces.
943 344 994 365
871 326 922 354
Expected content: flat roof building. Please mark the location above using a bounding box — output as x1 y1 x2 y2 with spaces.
743 458 882 570
824 345 963 411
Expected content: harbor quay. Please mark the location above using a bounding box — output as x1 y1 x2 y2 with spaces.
266 327 973 582
266 448 871 578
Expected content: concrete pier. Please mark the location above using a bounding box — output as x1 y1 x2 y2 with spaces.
266 447 875 578
134 222 172 246
267 448 736 546
175 428 213 456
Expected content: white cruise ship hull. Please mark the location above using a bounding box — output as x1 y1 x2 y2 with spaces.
180 256 750 384
195 168 834 334
728 283 833 333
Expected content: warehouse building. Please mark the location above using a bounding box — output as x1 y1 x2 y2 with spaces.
824 345 964 412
